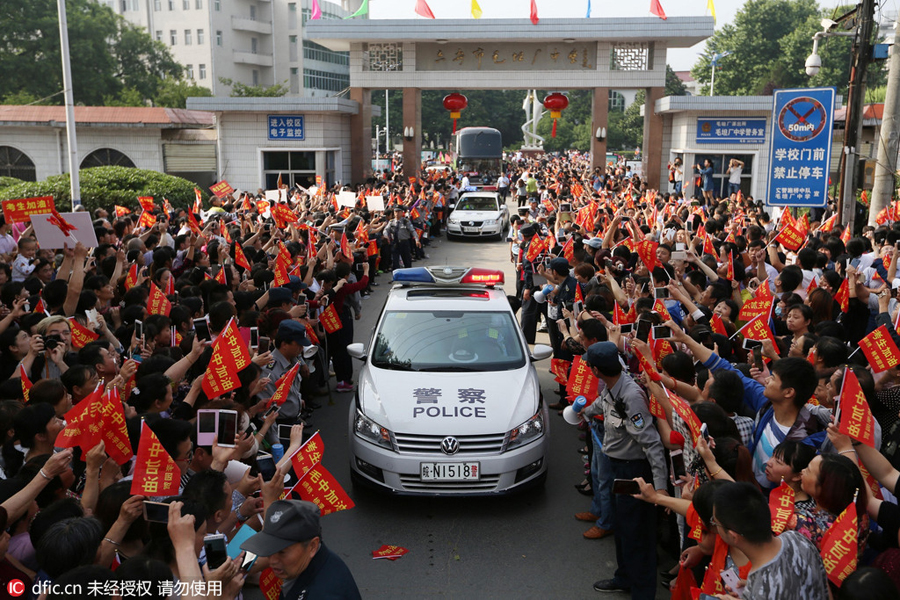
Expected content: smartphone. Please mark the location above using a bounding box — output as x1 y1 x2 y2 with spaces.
752 346 764 371
263 403 280 419
701 422 710 442
720 568 743 597
217 410 239 448
653 325 672 339
240 551 258 572
686 221 693 233
742 338 763 350
619 323 633 335
278 423 293 441
671 251 687 261
670 449 687 483
256 453 277 481
23 301 30 313
196 409 218 447
193 318 212 342
573 300 584 317
204 534 228 569
636 319 652 343
86 308 100 328
258 336 271 354
675 243 686 251
654 287 670 300
612 479 641 495
250 327 259 349
135 319 144 342
143 500 170 523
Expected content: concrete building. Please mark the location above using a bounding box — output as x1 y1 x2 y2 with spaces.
95 0 361 96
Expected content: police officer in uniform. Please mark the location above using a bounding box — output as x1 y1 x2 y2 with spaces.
518 223 543 344
387 205 419 270
262 320 312 428
581 342 668 599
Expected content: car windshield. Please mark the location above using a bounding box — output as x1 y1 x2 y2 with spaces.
372 310 526 372
456 197 498 212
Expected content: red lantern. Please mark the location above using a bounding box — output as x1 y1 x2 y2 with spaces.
542 93 569 137
442 93 468 134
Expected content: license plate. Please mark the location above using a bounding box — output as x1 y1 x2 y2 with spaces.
420 462 480 481
462 227 480 233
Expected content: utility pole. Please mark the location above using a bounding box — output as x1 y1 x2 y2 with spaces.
58 0 80 209
870 19 900 225
838 0 876 234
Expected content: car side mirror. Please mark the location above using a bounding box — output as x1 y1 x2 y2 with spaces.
530 344 553 361
348 343 367 360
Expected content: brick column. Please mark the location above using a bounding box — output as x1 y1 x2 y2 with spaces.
402 88 422 180
591 87 609 172
349 87 372 185
642 86 665 189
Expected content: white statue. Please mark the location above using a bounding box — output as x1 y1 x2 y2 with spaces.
521 90 545 150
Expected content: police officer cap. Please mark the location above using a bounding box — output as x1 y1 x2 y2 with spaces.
268 287 296 306
276 319 312 347
584 341 621 370
549 257 570 275
520 223 537 237
284 275 308 293
394 205 408 212
241 500 322 557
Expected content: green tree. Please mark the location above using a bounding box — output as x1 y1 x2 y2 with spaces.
665 65 688 96
219 78 290 98
153 79 214 108
0 0 184 106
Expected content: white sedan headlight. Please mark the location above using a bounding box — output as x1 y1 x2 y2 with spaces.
506 410 545 450
354 411 394 450
448 217 459 225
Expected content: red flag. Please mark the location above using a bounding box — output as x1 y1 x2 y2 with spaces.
833 278 850 313
19 364 32 403
415 0 435 18
100 387 133 465
637 239 659 271
187 211 202 235
234 243 251 271
841 226 852 244
295 463 355 515
819 213 838 233
613 302 633 325
56 384 104 452
69 318 99 349
320 304 343 333
774 223 805 252
202 318 252 399
33 297 49 316
525 235 546 263
267 363 301 407
354 219 369 246
738 294 773 323
372 545 409 560
124 263 139 291
114 205 131 217
290 431 324 481
147 283 171 317
650 0 667 19
857 325 900 373
219 221 232 244
820 501 858 587
340 232 353 259
667 390 702 444
710 313 727 336
574 282 584 304
258 568 282 600
137 210 156 230
561 237 575 263
194 189 203 214
736 312 778 348
273 254 290 287
806 275 818 297
304 322 320 346
550 358 571 385
48 208 78 238
137 196 156 212
837 367 878 448
652 299 671 322
530 0 539 24
702 235 715 256
165 273 175 297
725 250 734 281
769 479 796 534
131 421 181 497
565 356 599 401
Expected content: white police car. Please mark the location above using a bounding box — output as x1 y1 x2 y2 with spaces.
347 266 552 495
447 192 509 240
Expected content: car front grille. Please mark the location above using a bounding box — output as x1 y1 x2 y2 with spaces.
393 432 507 454
461 221 484 227
398 473 501 492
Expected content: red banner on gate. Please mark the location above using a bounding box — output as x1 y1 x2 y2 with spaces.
2 196 56 224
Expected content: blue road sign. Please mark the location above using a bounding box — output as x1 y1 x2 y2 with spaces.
267 115 305 140
766 88 835 207
696 118 766 144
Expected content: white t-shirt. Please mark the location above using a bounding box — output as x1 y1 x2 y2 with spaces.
728 165 743 184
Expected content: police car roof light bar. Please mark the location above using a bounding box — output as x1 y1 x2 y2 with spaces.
459 268 504 285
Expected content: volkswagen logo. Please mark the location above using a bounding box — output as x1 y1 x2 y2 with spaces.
440 436 460 455
468 221 474 226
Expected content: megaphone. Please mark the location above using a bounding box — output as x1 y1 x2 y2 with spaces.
534 284 554 304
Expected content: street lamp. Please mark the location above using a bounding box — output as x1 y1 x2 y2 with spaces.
709 51 732 96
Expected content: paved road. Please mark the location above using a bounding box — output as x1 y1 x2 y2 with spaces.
249 215 675 599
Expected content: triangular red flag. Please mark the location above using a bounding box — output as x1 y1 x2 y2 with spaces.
833 278 850 313
124 263 139 291
19 365 32 402
710 313 728 336
147 282 172 317
295 463 355 515
340 232 353 259
267 363 301 407
415 0 435 18
530 0 539 24
820 501 858 587
837 367 878 447
131 421 181 497
234 243 251 271
650 0 667 19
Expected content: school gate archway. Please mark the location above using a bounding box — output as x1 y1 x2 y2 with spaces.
306 17 712 186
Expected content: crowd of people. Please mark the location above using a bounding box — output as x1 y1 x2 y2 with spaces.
1 147 900 599
508 152 900 599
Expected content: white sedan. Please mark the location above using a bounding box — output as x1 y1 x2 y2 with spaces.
447 192 509 240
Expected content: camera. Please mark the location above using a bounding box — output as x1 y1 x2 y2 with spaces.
43 335 62 351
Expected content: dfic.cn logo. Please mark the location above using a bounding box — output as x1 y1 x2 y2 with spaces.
7 579 25 597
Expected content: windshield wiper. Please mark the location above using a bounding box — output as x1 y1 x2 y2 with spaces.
417 366 479 372
372 358 416 371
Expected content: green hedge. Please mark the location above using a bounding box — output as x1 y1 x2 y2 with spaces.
0 167 209 214
0 177 24 191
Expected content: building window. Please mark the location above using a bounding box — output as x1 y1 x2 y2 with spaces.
214 0 219 10
289 36 298 61
168 0 174 9
197 29 204 44
249 4 256 20
303 41 349 66
170 30 177 45
216 30 222 46
120 0 127 11
186 64 194 79
80 149 135 170
0 147 37 182
252 70 259 86
195 0 202 8
184 30 192 45
290 67 299 94
694 154 754 199
263 151 316 190
199 64 206 79
303 68 350 93
251 37 258 54
288 3 297 29
608 91 626 112
155 30 162 42
154 0 161 10
183 0 189 9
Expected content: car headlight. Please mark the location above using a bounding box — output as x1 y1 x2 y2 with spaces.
506 411 544 450
483 218 497 226
448 218 459 225
354 411 394 449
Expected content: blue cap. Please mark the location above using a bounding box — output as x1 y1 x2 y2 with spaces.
276 319 312 347
268 287 296 306
584 341 620 371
